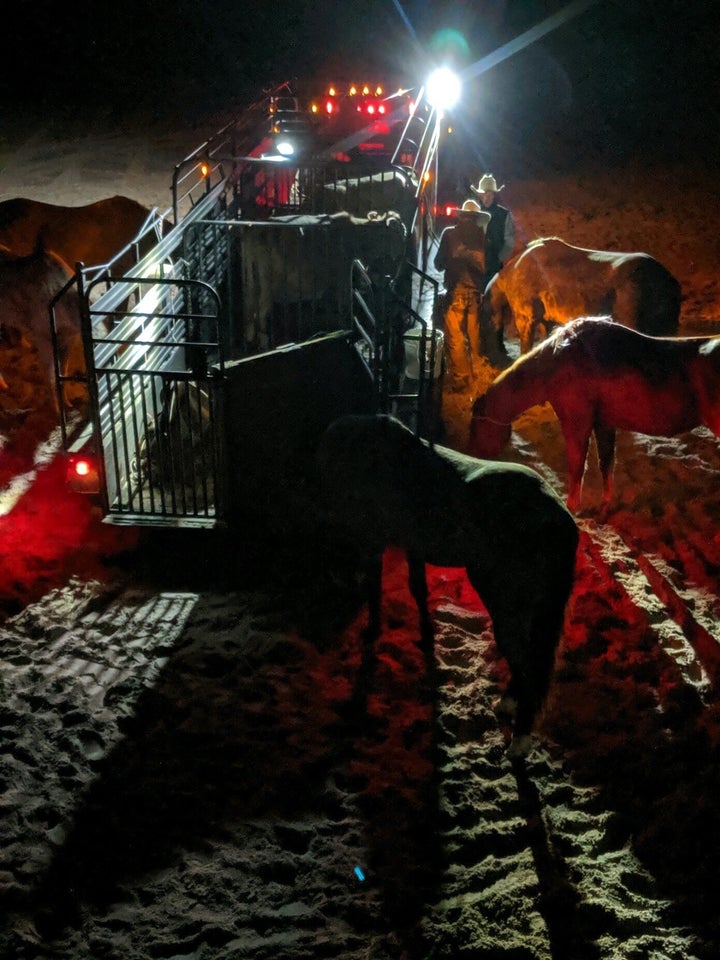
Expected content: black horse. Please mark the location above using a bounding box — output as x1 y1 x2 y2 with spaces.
317 414 579 757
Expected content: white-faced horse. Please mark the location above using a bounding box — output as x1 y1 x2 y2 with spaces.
469 316 720 512
317 414 578 757
481 236 681 358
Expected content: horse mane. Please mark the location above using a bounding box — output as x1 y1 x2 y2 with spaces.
526 236 564 248
551 315 615 351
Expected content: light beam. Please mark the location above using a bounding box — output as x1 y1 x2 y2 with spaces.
462 0 604 82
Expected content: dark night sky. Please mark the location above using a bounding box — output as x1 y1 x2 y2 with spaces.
5 0 719 172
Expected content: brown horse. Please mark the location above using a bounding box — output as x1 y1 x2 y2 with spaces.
317 413 578 757
0 244 84 411
0 196 166 275
481 236 681 357
469 316 720 512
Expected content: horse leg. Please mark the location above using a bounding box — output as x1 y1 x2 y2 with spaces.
363 550 384 649
517 312 535 354
593 422 617 510
350 550 384 715
483 606 538 757
559 419 592 512
407 554 434 659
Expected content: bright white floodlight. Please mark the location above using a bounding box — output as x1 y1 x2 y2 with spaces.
426 67 462 112
276 139 295 157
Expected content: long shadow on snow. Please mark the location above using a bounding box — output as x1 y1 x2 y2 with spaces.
28 527 443 948
544 528 720 951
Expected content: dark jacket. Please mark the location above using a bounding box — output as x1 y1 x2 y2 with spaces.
433 220 486 295
480 199 515 287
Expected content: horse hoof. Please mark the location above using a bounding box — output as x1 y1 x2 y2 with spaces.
507 734 532 759
493 695 517 720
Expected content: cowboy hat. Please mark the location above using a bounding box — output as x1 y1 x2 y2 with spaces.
471 173 505 194
458 199 491 227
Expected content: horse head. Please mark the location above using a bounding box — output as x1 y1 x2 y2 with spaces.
468 392 512 457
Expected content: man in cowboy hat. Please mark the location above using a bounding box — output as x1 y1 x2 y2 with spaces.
433 198 491 388
471 173 516 288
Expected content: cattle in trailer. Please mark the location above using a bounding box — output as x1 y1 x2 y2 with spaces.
481 236 681 358
0 196 167 276
317 413 578 757
317 169 419 226
238 210 408 352
0 244 85 413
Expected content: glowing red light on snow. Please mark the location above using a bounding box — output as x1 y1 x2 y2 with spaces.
66 456 100 494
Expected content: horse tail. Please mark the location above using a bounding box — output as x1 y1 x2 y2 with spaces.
632 258 682 335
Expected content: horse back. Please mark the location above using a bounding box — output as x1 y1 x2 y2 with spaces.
616 255 681 335
501 238 616 321
0 195 155 269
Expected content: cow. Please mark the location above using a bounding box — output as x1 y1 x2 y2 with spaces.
0 244 85 412
317 169 418 227
481 236 682 359
238 210 408 352
0 195 166 276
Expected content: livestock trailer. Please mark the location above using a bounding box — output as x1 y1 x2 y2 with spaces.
52 82 445 535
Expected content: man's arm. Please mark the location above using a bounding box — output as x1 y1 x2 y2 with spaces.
498 211 516 263
433 230 450 271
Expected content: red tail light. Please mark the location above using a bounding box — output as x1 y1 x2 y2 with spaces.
67 455 100 494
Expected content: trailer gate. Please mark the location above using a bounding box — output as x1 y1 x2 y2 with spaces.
60 262 226 527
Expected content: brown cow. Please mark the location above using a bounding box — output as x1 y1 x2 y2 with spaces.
0 195 166 276
318 169 418 225
0 244 84 411
481 236 681 358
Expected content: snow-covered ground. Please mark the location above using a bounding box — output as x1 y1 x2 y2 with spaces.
1 112 720 959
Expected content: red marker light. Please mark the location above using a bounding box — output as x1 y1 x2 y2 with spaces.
67 456 100 494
